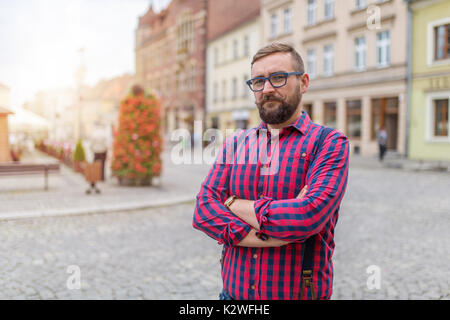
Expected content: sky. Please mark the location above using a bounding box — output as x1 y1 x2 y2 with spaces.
0 0 171 109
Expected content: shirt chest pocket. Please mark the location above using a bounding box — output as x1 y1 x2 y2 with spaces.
282 151 311 198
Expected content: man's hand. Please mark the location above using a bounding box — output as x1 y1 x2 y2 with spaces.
296 185 308 199
238 229 291 247
228 199 260 231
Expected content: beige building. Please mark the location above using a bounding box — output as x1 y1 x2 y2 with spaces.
261 0 409 156
206 0 261 132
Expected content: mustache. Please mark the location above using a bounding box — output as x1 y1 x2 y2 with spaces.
260 95 284 104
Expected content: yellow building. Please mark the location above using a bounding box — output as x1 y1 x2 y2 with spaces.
407 0 450 161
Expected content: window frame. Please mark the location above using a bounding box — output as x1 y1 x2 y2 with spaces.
323 44 334 77
427 17 450 66
377 30 391 67
354 36 367 71
270 13 278 38
426 91 450 142
324 0 334 21
307 0 316 26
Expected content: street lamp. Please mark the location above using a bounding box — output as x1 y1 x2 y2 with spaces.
75 47 86 141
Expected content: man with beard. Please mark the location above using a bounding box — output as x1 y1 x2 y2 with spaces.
193 43 349 300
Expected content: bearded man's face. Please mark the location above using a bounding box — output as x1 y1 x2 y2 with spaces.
251 52 307 125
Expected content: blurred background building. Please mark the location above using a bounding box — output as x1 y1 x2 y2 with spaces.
206 0 261 133
3 0 448 163
135 0 208 142
261 0 409 157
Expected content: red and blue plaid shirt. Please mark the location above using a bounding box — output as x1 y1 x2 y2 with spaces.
193 111 349 299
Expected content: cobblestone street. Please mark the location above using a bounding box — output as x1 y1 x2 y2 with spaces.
0 162 448 300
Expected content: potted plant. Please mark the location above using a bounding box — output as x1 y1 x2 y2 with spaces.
111 85 162 186
73 140 86 173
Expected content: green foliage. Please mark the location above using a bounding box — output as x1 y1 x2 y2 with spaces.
73 140 86 162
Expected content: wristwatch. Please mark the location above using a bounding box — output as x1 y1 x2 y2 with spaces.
224 195 238 208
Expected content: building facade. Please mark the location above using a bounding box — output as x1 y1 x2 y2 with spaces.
408 0 450 161
206 0 261 132
135 0 208 140
0 83 12 162
261 0 409 157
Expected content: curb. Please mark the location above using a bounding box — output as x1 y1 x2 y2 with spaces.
0 195 196 222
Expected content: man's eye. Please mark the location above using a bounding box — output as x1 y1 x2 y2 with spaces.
253 79 264 85
271 75 286 82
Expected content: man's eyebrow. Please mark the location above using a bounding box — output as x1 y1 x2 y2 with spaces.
252 71 287 78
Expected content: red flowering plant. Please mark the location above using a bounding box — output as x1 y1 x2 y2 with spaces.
111 85 163 186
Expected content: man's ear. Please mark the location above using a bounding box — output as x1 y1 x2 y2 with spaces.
300 73 310 94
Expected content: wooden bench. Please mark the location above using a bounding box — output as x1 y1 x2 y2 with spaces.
0 162 60 190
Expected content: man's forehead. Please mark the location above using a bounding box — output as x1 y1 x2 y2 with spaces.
251 52 293 76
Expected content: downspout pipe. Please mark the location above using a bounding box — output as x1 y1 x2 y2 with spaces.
405 0 413 159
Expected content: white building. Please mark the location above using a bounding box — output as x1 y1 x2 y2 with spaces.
206 1 261 132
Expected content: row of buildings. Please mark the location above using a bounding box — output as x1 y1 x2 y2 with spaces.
135 0 450 160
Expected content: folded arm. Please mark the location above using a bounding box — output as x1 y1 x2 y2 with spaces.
228 132 349 243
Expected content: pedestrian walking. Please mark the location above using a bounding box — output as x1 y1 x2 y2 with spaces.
193 43 349 300
90 124 109 181
378 126 387 162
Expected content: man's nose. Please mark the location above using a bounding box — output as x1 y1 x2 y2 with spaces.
261 79 275 94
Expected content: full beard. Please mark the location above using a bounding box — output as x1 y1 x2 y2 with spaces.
255 89 302 125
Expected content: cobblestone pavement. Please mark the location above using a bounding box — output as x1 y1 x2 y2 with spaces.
0 164 448 300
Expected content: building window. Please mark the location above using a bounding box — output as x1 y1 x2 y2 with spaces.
354 36 366 71
243 35 250 56
211 117 219 129
271 13 278 38
371 97 399 143
232 77 238 100
433 98 449 137
303 103 313 121
324 101 337 128
222 80 227 102
307 0 316 26
233 39 239 60
307 49 316 79
346 100 362 138
176 15 194 54
323 44 334 76
377 30 390 67
434 23 450 61
324 0 334 20
213 82 218 102
214 47 219 65
284 8 292 34
355 0 366 10
243 74 249 98
236 119 248 130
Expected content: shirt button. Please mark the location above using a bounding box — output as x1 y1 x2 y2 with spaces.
251 285 256 290
253 254 258 259
302 152 307 158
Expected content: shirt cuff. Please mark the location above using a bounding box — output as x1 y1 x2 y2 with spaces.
253 196 271 230
217 220 252 247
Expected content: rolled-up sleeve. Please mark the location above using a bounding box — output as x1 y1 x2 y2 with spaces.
253 131 349 242
193 136 252 247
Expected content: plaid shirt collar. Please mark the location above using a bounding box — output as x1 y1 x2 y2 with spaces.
256 110 310 136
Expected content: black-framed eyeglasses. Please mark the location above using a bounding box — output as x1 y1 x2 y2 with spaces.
246 72 304 92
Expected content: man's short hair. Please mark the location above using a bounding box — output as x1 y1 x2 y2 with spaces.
251 42 305 73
